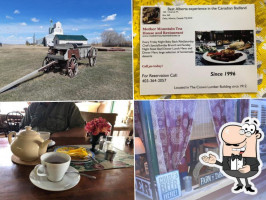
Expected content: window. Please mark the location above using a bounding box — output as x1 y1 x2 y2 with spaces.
0 102 28 114
249 100 266 165
249 100 266 123
190 101 216 140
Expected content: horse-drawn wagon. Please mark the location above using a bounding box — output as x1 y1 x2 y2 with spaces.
43 44 97 78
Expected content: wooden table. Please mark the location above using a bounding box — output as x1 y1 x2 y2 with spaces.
0 137 134 200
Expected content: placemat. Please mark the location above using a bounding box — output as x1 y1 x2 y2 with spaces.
52 145 134 172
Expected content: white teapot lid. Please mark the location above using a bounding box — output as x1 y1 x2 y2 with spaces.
19 126 38 136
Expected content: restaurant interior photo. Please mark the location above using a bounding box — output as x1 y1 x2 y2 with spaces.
135 99 266 200
0 100 134 199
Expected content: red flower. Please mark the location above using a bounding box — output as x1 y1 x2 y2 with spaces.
85 117 111 136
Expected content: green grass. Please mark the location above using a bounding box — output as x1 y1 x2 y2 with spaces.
0 45 132 101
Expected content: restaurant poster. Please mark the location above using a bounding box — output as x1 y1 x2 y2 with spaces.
199 171 224 187
155 170 181 200
135 176 153 199
139 4 257 95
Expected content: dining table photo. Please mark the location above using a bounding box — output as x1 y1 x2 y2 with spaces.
0 136 134 200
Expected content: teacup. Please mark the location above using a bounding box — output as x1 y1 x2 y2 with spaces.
38 131 51 141
34 152 71 182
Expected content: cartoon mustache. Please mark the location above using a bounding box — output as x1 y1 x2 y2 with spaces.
225 138 247 146
225 143 240 147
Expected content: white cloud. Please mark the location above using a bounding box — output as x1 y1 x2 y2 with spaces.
100 24 110 27
91 36 101 41
105 28 114 31
121 31 126 35
6 16 13 20
39 26 43 29
102 14 117 21
31 18 39 22
0 24 47 35
72 28 79 31
14 10 20 14
20 22 27 26
126 35 132 40
128 21 132 24
0 35 30 44
123 27 131 31
26 37 32 40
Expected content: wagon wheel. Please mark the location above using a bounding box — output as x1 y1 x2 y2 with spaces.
42 57 54 72
67 57 78 78
88 48 97 67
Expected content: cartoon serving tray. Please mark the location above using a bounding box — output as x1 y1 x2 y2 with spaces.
199 117 264 195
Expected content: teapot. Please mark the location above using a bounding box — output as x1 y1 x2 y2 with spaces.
8 126 51 162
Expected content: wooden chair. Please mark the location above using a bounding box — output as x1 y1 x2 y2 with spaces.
0 115 8 137
80 112 118 136
6 111 23 134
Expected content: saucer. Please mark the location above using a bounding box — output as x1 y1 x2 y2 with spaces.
48 140 56 147
29 166 80 191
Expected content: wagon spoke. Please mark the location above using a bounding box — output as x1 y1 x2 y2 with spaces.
67 57 78 78
42 57 54 72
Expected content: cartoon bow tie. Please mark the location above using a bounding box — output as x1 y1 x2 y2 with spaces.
231 154 242 161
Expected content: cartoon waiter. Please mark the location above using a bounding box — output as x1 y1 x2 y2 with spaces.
200 117 264 195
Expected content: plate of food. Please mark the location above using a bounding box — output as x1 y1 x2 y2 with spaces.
202 49 247 64
229 41 252 51
54 146 95 162
196 44 217 54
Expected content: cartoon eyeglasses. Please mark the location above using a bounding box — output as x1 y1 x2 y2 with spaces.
239 123 257 137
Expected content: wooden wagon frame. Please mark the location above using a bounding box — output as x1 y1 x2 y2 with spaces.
43 43 97 78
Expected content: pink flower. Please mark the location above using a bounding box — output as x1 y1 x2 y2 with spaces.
85 117 112 136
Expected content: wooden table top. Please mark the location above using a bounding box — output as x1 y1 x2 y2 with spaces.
0 137 134 200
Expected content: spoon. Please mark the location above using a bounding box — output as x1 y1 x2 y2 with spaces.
66 171 96 179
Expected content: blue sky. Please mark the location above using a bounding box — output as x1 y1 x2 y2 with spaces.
0 0 132 44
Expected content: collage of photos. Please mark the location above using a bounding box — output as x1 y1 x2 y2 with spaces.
1 0 266 200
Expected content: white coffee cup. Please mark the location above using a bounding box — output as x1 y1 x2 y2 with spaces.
34 152 71 182
38 131 51 141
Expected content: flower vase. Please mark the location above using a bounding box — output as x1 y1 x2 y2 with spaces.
90 133 105 152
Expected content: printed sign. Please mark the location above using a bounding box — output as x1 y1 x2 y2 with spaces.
199 117 264 195
135 176 153 199
140 5 256 95
199 171 224 187
156 170 181 200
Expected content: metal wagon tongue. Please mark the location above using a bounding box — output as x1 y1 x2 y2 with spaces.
0 61 56 94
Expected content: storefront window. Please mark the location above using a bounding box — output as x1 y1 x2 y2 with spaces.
136 99 266 200
250 100 266 165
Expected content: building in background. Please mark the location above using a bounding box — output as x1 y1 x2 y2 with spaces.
53 35 88 45
44 21 64 46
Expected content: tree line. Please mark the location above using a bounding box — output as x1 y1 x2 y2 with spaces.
99 30 132 47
